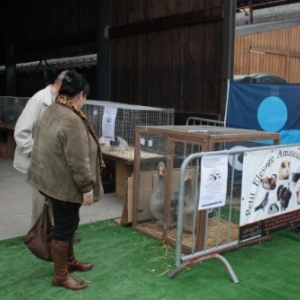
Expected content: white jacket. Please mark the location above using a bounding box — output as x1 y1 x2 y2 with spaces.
13 85 54 173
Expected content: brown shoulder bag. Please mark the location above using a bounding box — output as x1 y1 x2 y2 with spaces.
24 202 53 261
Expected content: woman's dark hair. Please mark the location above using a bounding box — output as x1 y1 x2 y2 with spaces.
59 70 90 97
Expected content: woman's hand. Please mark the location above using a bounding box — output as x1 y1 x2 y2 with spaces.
83 190 93 206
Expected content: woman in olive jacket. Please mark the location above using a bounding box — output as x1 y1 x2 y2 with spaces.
27 70 105 291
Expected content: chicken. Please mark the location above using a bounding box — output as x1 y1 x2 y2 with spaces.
149 161 178 227
99 136 110 149
111 136 128 151
99 136 128 151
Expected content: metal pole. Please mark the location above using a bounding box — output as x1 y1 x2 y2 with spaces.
97 0 112 100
220 0 236 120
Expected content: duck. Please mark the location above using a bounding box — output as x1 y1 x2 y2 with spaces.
183 174 193 214
149 162 165 222
149 161 178 227
150 162 197 228
182 174 196 232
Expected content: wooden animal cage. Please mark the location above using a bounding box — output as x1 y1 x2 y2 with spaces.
132 125 280 252
0 96 28 157
0 96 28 127
82 100 174 198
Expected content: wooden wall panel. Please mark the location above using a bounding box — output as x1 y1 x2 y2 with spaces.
171 28 184 112
288 57 300 83
1 0 228 117
111 1 224 119
113 0 220 26
111 22 223 115
235 25 300 83
247 52 287 76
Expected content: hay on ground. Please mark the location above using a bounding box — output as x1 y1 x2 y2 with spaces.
137 217 239 249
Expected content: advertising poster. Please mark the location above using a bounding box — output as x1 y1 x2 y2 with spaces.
240 146 300 243
198 154 228 210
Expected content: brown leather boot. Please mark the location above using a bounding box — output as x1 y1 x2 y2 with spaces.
67 237 93 273
51 240 88 290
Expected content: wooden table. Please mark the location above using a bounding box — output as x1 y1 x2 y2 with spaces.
101 146 164 199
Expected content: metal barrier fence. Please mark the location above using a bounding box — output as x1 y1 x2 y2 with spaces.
169 143 300 283
186 116 224 127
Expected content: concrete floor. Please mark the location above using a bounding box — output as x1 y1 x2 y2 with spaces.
0 157 124 241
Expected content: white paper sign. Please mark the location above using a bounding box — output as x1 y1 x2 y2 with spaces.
198 154 228 210
102 107 117 141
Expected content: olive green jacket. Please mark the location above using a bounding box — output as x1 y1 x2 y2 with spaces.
27 103 103 203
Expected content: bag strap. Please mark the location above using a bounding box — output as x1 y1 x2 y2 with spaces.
45 197 51 207
38 190 51 207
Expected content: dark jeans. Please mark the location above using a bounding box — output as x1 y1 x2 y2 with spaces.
51 198 81 241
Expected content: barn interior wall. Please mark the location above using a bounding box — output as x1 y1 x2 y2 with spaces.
111 0 224 122
0 0 97 65
0 0 227 122
0 0 98 97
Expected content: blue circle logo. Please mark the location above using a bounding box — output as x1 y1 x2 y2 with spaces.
257 96 287 131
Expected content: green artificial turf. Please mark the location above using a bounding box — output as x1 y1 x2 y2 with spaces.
0 219 299 300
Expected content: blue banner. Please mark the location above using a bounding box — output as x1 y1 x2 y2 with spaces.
226 83 300 144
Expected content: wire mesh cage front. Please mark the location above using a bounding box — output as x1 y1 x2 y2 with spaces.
132 125 281 252
0 96 28 127
82 101 174 196
82 100 175 159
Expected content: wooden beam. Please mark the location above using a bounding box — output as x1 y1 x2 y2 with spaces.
248 1 254 24
109 6 223 39
250 46 300 58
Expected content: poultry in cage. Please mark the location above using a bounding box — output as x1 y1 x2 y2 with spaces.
149 161 178 227
150 162 195 228
182 174 196 232
99 136 128 151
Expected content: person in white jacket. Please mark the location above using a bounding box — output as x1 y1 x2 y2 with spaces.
14 71 68 174
13 70 81 243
